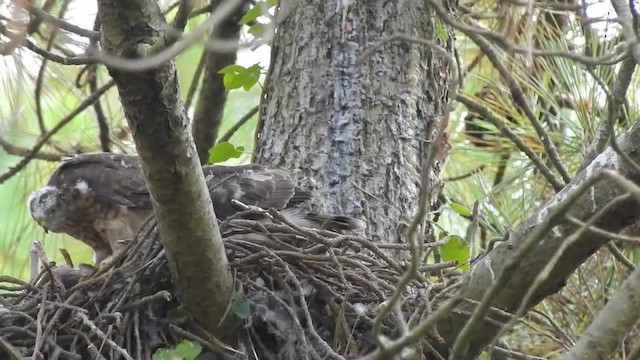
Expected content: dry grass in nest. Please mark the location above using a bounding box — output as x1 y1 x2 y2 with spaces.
0 209 460 360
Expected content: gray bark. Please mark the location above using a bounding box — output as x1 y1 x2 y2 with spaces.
253 0 453 242
437 122 640 358
97 0 235 337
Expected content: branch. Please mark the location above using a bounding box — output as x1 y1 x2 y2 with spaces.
561 247 640 359
92 0 243 72
580 57 636 169
218 105 259 143
456 93 563 191
0 79 115 185
22 1 100 39
436 121 640 358
97 0 236 337
0 138 61 161
192 0 244 164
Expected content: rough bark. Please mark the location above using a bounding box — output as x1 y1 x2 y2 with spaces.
437 122 640 358
97 0 235 337
253 0 454 242
192 1 244 164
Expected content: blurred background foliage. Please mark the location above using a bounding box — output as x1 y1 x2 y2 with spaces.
1 0 639 356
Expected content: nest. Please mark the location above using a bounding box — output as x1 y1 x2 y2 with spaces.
0 209 459 360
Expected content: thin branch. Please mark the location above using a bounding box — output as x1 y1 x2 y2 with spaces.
357 33 453 64
0 137 61 161
0 79 115 185
93 0 242 71
606 243 635 271
218 106 259 143
448 171 607 359
486 191 633 357
465 30 572 184
561 237 640 359
184 52 207 110
22 1 100 39
581 57 636 169
456 93 564 191
138 0 195 56
24 39 95 65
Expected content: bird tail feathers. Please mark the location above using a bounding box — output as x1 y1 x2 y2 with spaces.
280 208 365 232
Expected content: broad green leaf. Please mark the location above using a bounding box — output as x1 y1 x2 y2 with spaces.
440 235 470 272
239 2 269 25
208 142 245 163
267 0 278 6
449 202 472 217
174 340 203 360
232 298 252 319
218 64 262 91
152 340 202 360
248 23 267 37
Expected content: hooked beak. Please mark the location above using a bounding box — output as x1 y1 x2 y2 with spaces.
36 220 49 233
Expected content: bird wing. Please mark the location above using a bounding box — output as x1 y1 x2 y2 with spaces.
203 164 308 219
48 152 152 209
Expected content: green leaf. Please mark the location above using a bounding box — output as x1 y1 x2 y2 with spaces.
239 2 268 25
440 235 470 272
267 0 278 6
449 202 472 217
152 340 202 360
232 298 252 319
217 64 262 91
248 23 266 37
208 142 245 164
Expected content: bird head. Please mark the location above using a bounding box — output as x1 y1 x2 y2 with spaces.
28 186 66 233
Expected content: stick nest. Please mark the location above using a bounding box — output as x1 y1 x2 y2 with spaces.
0 210 457 360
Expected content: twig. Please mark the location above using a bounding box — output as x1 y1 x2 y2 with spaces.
168 324 238 359
605 243 635 271
0 137 61 161
93 0 243 71
117 290 171 311
0 335 22 359
184 52 206 110
0 79 115 185
22 1 99 39
448 171 607 359
24 39 95 65
76 312 134 360
566 215 640 243
357 33 453 64
444 165 486 181
218 105 259 142
32 285 49 360
457 93 564 192
488 174 640 356
466 31 571 184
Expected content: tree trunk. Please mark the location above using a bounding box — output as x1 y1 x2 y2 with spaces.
97 0 235 337
253 0 454 242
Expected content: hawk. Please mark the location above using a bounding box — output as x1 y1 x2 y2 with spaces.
28 152 364 267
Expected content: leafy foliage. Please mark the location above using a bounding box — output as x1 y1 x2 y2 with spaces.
217 64 262 91
208 142 245 164
440 235 471 272
152 340 202 360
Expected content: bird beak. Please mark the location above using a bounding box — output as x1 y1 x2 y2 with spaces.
37 220 49 233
